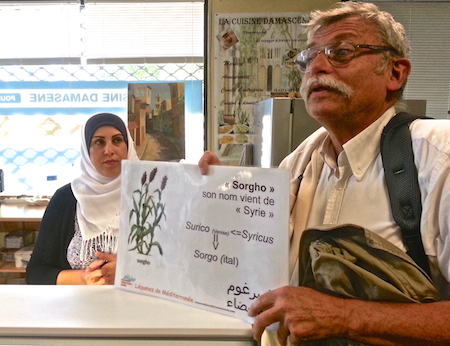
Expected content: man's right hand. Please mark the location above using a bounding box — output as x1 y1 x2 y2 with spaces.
198 150 223 175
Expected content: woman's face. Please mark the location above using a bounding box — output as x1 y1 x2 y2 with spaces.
89 125 128 178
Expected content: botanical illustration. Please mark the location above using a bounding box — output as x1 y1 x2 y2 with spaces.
128 168 168 257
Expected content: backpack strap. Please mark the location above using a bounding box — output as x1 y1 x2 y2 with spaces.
380 112 431 276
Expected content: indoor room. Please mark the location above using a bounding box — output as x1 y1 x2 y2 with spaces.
0 0 449 345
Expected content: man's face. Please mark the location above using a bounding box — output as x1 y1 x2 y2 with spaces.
301 17 393 131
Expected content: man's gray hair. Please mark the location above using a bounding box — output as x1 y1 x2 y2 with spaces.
304 2 409 58
303 1 410 105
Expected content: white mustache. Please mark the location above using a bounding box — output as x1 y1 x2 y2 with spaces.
300 75 354 99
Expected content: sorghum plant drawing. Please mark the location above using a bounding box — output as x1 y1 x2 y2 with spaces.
128 168 168 256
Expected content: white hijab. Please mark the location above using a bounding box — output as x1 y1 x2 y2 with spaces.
71 113 139 257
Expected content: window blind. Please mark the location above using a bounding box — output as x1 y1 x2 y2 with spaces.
0 2 81 65
370 1 450 119
0 1 204 65
84 2 204 64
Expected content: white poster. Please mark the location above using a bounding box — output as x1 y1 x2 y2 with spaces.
213 12 309 163
115 161 290 323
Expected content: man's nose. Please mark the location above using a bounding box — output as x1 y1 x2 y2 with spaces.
308 50 332 74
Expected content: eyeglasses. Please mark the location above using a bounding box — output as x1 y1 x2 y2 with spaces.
294 41 398 73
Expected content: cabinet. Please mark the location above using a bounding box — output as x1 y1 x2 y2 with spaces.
0 203 45 283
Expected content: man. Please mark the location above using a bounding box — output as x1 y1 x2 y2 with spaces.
199 2 450 345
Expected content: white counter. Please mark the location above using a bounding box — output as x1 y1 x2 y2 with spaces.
0 285 256 345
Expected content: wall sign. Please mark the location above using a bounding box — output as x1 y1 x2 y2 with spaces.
213 12 309 164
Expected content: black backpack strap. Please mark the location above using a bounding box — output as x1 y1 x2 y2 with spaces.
380 112 431 276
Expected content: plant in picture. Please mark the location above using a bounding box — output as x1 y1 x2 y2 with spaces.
235 110 249 132
235 110 250 144
128 168 168 256
272 21 305 93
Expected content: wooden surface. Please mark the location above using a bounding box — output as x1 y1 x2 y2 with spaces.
0 261 25 273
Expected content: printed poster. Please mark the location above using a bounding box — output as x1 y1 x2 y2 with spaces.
0 81 127 195
115 161 290 323
213 12 310 164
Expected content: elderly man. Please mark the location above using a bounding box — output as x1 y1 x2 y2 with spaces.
199 2 450 345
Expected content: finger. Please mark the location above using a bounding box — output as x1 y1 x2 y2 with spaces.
277 320 290 346
88 259 106 270
84 270 102 285
252 309 281 341
198 150 222 175
248 290 277 317
86 268 103 279
198 151 213 175
98 260 116 285
88 276 106 285
96 252 117 262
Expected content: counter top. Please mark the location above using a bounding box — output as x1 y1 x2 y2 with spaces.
0 285 254 342
0 203 46 222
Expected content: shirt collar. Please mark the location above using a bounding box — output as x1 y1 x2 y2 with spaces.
343 107 396 181
319 107 397 181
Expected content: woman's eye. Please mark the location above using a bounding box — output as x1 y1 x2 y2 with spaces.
113 136 124 144
93 139 105 147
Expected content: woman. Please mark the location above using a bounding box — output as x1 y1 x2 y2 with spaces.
26 113 138 285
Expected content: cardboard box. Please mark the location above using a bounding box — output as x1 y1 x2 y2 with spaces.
1 248 17 262
5 229 34 249
15 245 34 268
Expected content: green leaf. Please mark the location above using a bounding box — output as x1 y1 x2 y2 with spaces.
129 209 135 222
150 242 163 255
128 224 139 243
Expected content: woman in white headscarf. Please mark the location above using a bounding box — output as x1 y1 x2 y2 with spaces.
26 113 138 285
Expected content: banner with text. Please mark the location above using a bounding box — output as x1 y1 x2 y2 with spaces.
213 12 309 163
116 161 290 323
0 81 127 195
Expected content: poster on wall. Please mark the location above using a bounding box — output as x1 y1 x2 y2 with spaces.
115 160 290 323
128 82 185 162
213 12 310 164
0 81 127 195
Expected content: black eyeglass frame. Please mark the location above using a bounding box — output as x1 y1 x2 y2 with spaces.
294 41 399 73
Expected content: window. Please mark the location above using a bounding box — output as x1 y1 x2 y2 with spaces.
0 1 205 196
85 2 204 64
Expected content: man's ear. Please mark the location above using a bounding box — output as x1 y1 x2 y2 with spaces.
387 58 411 92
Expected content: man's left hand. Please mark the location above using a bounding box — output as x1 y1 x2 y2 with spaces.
248 286 347 345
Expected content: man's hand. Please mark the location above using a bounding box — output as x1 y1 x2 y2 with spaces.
83 252 117 285
248 286 347 345
198 150 223 175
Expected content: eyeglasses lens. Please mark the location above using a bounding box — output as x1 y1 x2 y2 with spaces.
296 42 357 73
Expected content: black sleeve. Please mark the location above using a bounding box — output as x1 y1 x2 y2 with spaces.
26 184 76 285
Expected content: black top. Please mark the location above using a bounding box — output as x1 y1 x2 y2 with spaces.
26 183 77 285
